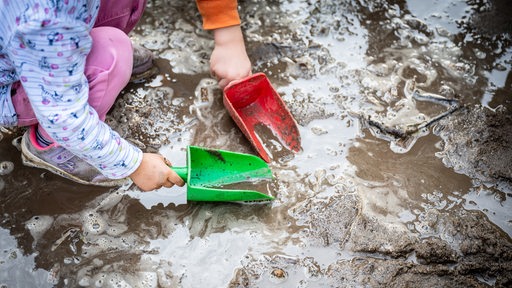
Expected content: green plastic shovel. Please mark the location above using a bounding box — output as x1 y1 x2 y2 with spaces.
169 146 274 202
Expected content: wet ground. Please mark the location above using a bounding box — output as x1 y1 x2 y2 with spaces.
1 0 511 287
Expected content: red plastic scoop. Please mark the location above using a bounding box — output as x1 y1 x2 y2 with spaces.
223 73 302 162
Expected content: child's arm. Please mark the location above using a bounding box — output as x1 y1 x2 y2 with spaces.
11 20 146 181
196 0 251 88
210 25 251 88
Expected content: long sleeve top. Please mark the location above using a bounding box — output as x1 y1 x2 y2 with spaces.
0 0 240 179
196 0 241 30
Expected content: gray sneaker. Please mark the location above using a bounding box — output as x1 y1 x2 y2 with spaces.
131 43 158 83
20 127 128 187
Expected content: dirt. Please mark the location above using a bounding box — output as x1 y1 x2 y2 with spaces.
435 105 512 189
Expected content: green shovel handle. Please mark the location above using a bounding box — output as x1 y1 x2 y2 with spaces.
170 166 188 182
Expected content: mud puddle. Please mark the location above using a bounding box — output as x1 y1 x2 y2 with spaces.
1 0 511 287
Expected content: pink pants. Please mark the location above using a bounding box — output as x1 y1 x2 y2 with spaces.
12 0 147 139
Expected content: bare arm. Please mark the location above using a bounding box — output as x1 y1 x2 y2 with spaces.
210 25 252 89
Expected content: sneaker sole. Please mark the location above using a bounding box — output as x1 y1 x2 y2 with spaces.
20 136 128 187
130 66 159 83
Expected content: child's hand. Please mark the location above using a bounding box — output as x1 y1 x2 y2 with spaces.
129 153 185 191
210 25 251 89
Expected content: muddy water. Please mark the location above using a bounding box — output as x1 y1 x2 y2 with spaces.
1 0 511 287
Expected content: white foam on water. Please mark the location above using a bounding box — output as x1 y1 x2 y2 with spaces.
80 210 107 235
25 215 54 243
0 161 14 176
146 74 164 88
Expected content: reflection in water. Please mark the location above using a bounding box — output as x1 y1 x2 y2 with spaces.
0 227 51 287
0 0 511 286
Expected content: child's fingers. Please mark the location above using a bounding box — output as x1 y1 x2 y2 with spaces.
218 78 229 89
168 172 185 187
161 156 184 187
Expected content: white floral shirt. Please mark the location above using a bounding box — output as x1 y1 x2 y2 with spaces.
0 0 142 179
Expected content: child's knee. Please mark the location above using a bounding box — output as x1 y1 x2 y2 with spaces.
85 27 133 117
87 27 133 80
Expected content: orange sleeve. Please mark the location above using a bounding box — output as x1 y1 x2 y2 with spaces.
195 0 241 30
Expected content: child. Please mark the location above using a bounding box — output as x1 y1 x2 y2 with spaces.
0 0 252 191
